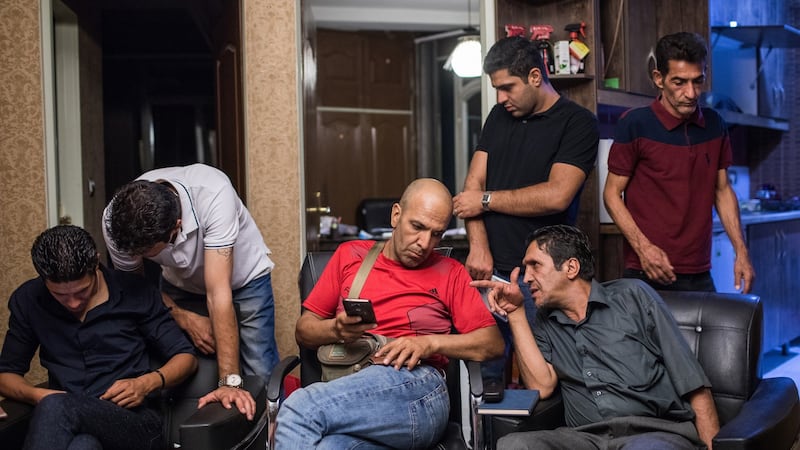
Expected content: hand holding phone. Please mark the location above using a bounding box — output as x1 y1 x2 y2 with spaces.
342 298 377 324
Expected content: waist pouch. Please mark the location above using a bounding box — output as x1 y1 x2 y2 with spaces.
317 333 394 381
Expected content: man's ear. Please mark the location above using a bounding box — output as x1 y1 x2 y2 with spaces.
390 203 401 228
527 67 543 86
652 69 664 90
565 257 581 280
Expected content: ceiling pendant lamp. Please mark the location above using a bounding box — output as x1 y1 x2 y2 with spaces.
445 35 482 77
444 0 481 78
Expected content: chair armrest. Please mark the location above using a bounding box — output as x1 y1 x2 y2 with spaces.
487 389 565 448
267 356 301 403
714 377 800 450
465 360 483 399
179 374 267 450
0 397 34 450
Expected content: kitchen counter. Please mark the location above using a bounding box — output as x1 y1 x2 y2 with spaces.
713 210 800 231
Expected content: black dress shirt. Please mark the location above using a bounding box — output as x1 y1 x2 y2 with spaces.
0 265 194 398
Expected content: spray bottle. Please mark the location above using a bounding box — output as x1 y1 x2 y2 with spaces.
505 24 526 38
530 25 555 76
564 22 590 74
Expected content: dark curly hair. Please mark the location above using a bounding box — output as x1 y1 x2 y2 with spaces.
526 225 595 280
483 36 549 83
31 225 99 282
106 180 181 254
655 32 707 76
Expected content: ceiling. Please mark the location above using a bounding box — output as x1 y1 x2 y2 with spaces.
306 0 480 32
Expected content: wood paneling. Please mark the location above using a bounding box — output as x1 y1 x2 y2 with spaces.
307 29 415 227
213 0 246 201
600 0 708 96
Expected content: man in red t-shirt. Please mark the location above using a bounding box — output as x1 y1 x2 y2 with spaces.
275 178 503 449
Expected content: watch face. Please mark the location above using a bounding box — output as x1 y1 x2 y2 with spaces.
226 374 243 387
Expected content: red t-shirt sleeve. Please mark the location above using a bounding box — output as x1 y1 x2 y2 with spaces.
303 241 370 318
445 262 497 333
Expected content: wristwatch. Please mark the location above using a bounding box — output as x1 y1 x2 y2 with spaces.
218 373 243 389
481 191 492 212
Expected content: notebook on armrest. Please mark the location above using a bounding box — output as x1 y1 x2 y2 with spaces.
477 389 539 416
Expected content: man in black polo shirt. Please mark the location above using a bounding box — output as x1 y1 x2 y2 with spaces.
453 36 599 390
0 225 197 450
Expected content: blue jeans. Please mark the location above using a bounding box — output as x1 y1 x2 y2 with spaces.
275 365 450 449
24 393 163 450
482 269 537 381
162 273 280 380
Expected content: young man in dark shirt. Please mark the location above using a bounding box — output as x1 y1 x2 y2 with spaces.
0 225 197 450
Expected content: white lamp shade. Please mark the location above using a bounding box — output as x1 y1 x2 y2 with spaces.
446 36 482 78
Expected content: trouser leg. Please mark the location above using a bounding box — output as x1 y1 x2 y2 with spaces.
275 365 449 449
24 393 163 450
231 273 280 379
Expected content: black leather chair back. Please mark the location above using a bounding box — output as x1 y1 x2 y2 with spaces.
298 251 334 386
657 291 762 425
356 198 397 234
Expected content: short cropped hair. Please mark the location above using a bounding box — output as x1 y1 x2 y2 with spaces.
31 225 99 282
483 36 549 83
106 180 180 254
526 225 595 280
655 32 707 76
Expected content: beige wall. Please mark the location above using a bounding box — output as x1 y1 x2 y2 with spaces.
0 0 50 382
0 0 303 383
242 0 303 363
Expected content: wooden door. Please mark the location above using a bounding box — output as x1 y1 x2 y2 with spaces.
213 0 246 201
305 29 416 240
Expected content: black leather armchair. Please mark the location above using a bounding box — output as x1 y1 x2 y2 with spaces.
489 291 800 450
0 354 268 450
266 250 485 450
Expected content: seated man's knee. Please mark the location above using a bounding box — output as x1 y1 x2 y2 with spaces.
497 432 533 450
277 387 316 423
67 434 102 450
35 393 71 417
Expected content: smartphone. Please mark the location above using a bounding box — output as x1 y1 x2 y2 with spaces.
342 298 377 324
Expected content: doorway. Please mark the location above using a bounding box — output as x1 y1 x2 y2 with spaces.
44 0 246 238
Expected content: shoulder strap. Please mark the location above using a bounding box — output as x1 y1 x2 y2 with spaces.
349 241 384 299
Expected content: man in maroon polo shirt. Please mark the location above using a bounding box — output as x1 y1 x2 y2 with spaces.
603 31 754 293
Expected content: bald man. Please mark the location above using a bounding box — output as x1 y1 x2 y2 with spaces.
275 178 503 449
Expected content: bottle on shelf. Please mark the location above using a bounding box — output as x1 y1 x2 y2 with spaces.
530 24 555 76
564 22 589 74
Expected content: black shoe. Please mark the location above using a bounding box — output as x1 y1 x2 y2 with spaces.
483 378 505 403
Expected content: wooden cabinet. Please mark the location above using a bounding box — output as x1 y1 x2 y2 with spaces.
599 0 709 96
748 219 800 353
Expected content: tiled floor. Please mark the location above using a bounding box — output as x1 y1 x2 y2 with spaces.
763 339 800 389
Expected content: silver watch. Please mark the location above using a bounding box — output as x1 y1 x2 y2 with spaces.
218 373 243 389
481 191 492 212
